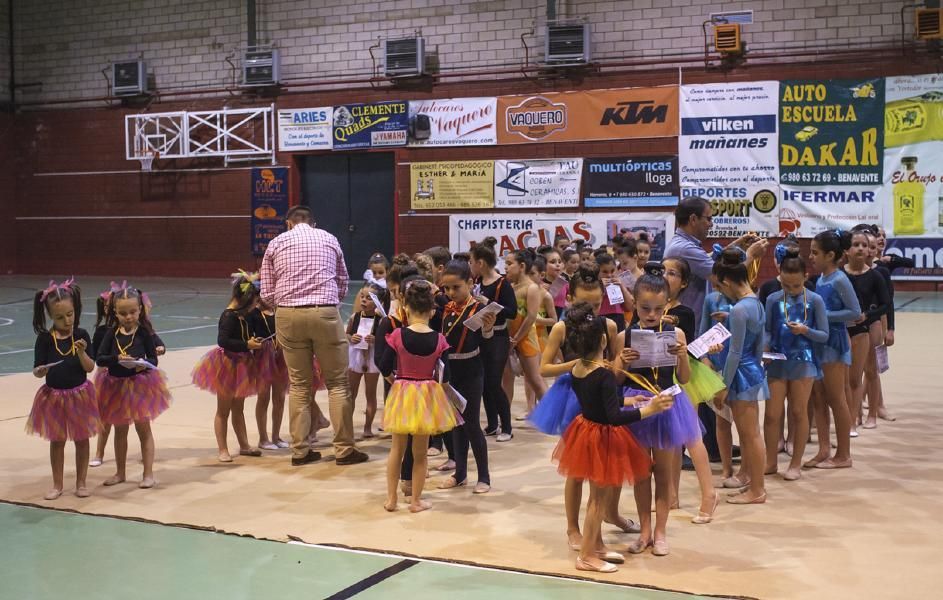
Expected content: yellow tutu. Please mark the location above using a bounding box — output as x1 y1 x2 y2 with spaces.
679 359 726 405
382 379 463 435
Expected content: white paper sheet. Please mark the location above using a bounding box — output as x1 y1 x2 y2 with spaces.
119 358 156 370
353 317 374 349
605 283 624 306
629 329 678 368
463 302 503 332
687 323 732 359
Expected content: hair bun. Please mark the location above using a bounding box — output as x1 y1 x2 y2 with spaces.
643 261 665 277
720 247 745 266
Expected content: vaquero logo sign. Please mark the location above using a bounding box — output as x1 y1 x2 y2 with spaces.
600 100 669 126
505 97 567 140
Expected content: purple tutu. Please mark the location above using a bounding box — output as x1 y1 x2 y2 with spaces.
98 370 172 426
192 347 259 398
624 387 705 450
26 381 101 442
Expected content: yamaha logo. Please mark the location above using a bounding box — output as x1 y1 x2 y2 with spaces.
506 97 567 140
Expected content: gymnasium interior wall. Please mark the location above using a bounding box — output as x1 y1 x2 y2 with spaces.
2 0 935 284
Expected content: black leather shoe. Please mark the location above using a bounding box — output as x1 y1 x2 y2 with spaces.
291 450 321 466
335 449 369 465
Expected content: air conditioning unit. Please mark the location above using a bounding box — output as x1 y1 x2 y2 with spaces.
916 8 943 40
544 23 591 65
112 60 148 96
385 37 426 77
714 23 743 54
243 48 280 86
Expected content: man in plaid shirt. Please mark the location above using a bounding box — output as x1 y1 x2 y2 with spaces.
261 206 368 466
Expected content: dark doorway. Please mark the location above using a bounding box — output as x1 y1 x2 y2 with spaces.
300 152 396 279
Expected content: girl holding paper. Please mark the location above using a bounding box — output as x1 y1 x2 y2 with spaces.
712 249 768 505
96 285 172 488
764 248 829 481
346 283 389 439
192 271 263 464
28 279 100 500
437 259 493 494
596 254 632 333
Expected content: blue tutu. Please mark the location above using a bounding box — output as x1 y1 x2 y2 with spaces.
727 357 769 402
624 387 705 450
817 324 851 365
766 359 821 381
529 373 580 436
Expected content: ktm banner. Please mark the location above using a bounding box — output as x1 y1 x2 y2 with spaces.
496 86 679 144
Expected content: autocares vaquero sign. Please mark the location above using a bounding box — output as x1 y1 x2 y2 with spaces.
496 86 679 144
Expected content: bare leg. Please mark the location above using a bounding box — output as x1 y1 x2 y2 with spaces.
48 441 65 498
410 434 431 512
652 449 673 548
231 397 255 453
630 458 654 552
785 378 813 479
74 440 90 496
105 424 130 485
603 485 637 531
578 483 612 569
807 381 831 465
668 450 681 509
520 353 547 413
729 401 766 502
502 363 515 413
848 333 870 432
256 385 272 446
818 362 853 466
765 378 787 474
864 322 885 428
716 411 734 479
271 381 286 443
214 393 233 460
135 420 156 486
565 477 584 548
93 424 111 464
385 434 408 511
687 439 718 516
363 373 379 436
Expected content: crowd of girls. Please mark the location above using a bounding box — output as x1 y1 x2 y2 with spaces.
24 224 903 575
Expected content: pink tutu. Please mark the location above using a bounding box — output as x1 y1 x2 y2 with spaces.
26 381 101 442
98 370 172 426
192 347 259 398
93 367 107 389
256 341 326 392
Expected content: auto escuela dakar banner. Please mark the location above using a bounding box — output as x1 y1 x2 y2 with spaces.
250 167 289 256
496 86 678 144
679 82 780 238
449 213 675 262
879 74 943 280
777 79 885 237
332 101 409 150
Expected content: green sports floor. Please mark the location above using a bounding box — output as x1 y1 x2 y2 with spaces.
0 502 713 600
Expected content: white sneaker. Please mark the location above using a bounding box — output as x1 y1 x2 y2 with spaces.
89 458 103 467
259 442 279 450
496 433 513 443
275 440 290 449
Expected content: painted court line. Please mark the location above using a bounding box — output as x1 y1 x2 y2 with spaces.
323 559 419 600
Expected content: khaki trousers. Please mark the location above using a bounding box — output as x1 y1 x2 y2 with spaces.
275 306 355 459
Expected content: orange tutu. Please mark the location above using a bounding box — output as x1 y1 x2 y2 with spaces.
552 415 652 487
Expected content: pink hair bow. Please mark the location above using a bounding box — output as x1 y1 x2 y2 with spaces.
100 280 126 301
39 277 75 302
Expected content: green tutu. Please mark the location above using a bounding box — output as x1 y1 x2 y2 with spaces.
678 359 725 406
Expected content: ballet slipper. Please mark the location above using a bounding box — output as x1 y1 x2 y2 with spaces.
426 447 442 457
259 442 279 450
362 431 376 439
802 453 829 468
692 494 720 524
473 482 491 494
89 457 103 467
239 448 263 457
726 491 767 504
103 474 125 486
399 480 412 497
139 477 157 489
764 466 778 476
652 539 670 556
595 550 625 564
606 516 641 534
576 557 617 573
74 487 90 498
434 459 456 472
782 468 801 481
44 489 62 500
409 499 432 513
437 476 466 490
814 457 852 469
567 531 583 551
723 475 750 488
627 537 653 554
384 500 398 512
218 452 233 463
275 439 290 449
862 418 877 430
878 409 896 422
784 442 794 457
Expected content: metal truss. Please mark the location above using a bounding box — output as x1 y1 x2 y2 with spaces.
125 104 275 166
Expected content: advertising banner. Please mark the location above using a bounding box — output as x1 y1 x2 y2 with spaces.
407 97 497 146
410 161 494 210
449 212 675 261
250 167 289 256
493 159 582 208
880 74 943 280
679 82 780 236
277 107 333 151
332 101 408 150
583 156 678 208
779 79 885 186
496 86 678 144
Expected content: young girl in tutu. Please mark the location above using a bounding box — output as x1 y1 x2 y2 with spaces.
661 258 723 520
91 283 166 467
378 278 464 513
28 279 100 499
616 266 702 556
347 283 389 439
192 271 264 463
712 249 768 504
553 305 671 573
251 298 289 450
95 285 172 488
764 248 828 481
532 268 638 549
